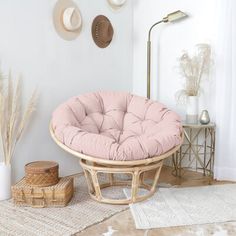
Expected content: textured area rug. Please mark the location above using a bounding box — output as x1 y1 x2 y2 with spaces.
0 175 127 236
124 184 236 229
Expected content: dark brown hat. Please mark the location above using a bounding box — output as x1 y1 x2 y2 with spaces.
92 15 114 48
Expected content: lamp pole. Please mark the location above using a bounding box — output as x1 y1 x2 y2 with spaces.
147 20 164 99
146 10 188 99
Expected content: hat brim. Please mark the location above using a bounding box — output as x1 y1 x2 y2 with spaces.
107 0 126 10
92 15 114 48
53 0 82 41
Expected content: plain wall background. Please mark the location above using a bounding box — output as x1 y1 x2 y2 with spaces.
132 0 216 119
132 0 220 173
1 0 235 181
132 0 236 181
0 0 133 181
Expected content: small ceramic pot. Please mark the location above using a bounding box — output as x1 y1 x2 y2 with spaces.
200 110 210 125
186 96 198 124
0 162 12 201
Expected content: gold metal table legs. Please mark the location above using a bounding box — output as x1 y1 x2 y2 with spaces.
172 123 215 179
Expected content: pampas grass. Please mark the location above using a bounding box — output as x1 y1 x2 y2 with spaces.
176 44 212 104
0 69 37 165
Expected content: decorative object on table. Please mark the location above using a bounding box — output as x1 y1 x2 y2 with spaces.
176 44 212 123
147 10 188 99
0 69 37 201
124 184 236 229
92 15 114 48
12 176 73 208
107 0 127 10
53 0 82 41
25 161 59 187
50 91 183 204
186 96 198 124
1 175 127 235
200 110 210 125
172 122 215 179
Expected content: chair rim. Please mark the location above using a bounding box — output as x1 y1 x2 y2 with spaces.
49 122 183 166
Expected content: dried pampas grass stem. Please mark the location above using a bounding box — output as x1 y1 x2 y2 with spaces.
0 70 37 165
176 44 212 104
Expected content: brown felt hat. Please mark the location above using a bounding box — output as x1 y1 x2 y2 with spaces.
92 15 114 48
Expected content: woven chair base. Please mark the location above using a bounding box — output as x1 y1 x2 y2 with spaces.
80 159 164 205
50 124 183 205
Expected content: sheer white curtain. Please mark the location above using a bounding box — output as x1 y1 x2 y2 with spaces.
214 0 236 180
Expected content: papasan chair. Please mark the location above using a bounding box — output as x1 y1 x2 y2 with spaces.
50 91 182 204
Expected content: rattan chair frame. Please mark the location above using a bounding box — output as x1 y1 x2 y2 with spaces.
50 124 182 204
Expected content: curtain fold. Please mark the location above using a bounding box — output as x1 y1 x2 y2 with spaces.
214 0 236 180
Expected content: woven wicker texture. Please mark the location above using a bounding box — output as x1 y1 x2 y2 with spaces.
25 161 59 187
12 177 73 207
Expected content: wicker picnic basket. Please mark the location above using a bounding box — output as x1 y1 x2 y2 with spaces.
25 161 59 187
12 177 74 208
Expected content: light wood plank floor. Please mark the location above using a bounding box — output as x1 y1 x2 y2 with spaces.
76 166 236 236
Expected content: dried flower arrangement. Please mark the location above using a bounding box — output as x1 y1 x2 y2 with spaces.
175 44 212 103
0 69 37 165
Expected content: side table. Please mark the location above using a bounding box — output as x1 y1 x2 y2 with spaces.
172 122 215 178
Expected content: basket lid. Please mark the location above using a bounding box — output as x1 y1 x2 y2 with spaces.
25 161 59 174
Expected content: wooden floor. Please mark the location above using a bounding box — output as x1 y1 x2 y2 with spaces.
76 166 236 236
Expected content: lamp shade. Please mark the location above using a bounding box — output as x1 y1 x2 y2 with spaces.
163 10 188 22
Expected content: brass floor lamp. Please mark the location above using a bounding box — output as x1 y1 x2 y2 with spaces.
147 10 188 99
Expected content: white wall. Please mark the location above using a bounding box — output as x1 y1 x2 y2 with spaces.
133 0 216 119
1 0 234 182
0 0 133 181
133 0 221 174
133 0 236 181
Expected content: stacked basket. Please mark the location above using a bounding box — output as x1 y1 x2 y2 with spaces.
12 161 74 208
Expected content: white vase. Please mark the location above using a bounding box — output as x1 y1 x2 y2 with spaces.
0 162 11 201
186 96 198 124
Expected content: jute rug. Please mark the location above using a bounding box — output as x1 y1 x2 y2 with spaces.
0 175 127 236
124 184 236 229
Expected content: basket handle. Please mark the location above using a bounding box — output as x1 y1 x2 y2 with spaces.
50 189 57 202
16 190 26 203
29 189 46 208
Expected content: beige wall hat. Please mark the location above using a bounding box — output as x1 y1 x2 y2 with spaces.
92 15 114 48
53 0 82 41
107 0 127 10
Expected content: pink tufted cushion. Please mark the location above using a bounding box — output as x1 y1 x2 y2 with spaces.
52 91 182 161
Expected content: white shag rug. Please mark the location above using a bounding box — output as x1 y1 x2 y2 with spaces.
0 175 127 236
124 184 236 229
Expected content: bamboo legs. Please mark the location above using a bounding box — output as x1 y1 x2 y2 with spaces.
80 159 163 205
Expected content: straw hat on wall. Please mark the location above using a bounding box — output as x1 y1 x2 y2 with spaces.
107 0 127 10
91 15 114 48
53 0 82 41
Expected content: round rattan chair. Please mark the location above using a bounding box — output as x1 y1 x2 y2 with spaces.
50 91 183 204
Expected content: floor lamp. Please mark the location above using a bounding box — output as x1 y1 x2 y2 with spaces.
147 10 188 99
